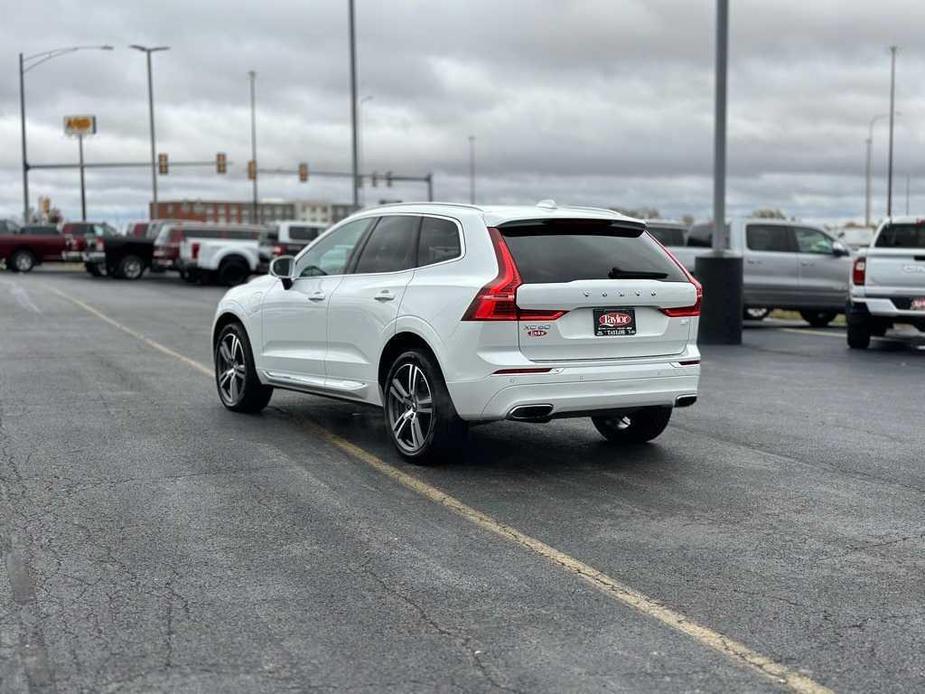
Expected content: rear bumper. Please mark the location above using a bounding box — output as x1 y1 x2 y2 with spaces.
83 251 105 265
850 294 925 320
62 251 83 262
447 360 701 422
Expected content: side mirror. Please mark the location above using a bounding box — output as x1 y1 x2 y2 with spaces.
832 242 849 257
269 255 295 289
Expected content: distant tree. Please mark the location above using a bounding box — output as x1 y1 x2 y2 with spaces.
751 208 787 219
681 214 695 225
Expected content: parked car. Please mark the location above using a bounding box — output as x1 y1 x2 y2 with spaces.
83 235 154 279
846 216 925 349
257 221 327 273
61 222 117 261
675 219 852 326
645 220 688 247
155 222 265 285
0 227 68 272
211 201 702 463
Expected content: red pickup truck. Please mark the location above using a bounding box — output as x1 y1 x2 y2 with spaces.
0 227 68 272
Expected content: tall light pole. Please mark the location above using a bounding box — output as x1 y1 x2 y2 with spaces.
249 70 258 223
887 46 898 218
359 95 373 205
348 0 360 210
18 45 113 223
468 135 476 204
905 174 910 215
130 45 169 217
865 113 890 227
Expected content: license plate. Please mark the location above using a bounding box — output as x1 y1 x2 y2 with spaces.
911 298 925 311
594 308 636 336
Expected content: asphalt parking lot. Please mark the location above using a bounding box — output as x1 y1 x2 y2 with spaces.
1 267 923 693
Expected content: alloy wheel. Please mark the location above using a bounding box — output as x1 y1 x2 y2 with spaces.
217 333 247 405
387 363 434 454
14 253 33 272
123 258 142 279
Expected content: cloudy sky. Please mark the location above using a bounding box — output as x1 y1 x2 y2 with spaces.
1 0 923 225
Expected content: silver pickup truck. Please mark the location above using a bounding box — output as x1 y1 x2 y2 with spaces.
846 217 925 349
669 218 852 327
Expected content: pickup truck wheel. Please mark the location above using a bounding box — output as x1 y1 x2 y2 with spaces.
215 323 272 413
218 259 249 287
11 250 36 273
743 307 770 321
847 321 871 350
800 310 837 328
84 262 103 277
117 255 145 280
384 349 467 465
592 406 672 444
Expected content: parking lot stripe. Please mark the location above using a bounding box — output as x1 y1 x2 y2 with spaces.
781 328 844 339
46 284 832 694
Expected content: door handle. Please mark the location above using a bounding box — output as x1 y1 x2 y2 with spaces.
800 261 814 267
308 291 325 302
746 259 761 265
374 290 395 302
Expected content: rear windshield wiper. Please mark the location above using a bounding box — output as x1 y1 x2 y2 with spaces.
608 268 669 280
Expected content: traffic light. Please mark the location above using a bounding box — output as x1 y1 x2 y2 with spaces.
386 171 393 187
298 162 309 182
216 152 227 174
247 160 256 180
158 153 168 175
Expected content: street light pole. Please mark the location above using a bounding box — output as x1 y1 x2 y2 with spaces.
887 46 898 218
249 70 258 224
77 134 86 221
18 44 112 223
468 135 475 204
348 0 360 211
130 45 169 217
905 174 910 215
359 95 373 205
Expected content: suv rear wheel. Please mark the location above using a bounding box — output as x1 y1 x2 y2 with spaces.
592 406 672 444
384 349 467 464
215 322 273 413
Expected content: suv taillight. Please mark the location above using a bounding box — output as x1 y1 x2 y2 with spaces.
462 227 566 321
853 258 866 285
653 237 703 318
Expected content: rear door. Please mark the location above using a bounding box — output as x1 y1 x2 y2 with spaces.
325 215 419 391
742 223 800 306
793 225 851 305
503 220 697 361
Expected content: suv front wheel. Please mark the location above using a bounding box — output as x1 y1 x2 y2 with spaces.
592 406 672 443
215 322 273 413
384 349 467 464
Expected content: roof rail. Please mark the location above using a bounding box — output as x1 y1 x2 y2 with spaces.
371 201 483 212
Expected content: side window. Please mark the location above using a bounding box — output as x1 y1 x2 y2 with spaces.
418 217 461 266
793 227 834 254
298 218 372 277
746 224 792 252
353 215 419 274
289 225 320 241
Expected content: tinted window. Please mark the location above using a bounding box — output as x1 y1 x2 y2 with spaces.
226 228 262 240
289 225 321 241
183 227 223 239
353 216 419 274
22 225 58 236
298 218 372 277
499 220 686 284
875 223 925 248
418 217 461 266
793 227 834 254
747 224 793 252
647 225 686 246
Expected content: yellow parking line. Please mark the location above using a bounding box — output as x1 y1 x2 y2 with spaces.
46 284 832 694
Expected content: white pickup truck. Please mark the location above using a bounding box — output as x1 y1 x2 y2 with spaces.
846 216 925 349
669 218 852 326
175 223 266 286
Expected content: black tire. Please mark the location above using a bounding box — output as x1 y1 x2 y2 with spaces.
383 349 467 464
800 310 837 328
214 322 273 413
592 406 672 444
116 255 145 280
218 259 250 287
85 262 104 277
182 269 199 284
847 321 871 350
10 249 36 273
743 307 770 321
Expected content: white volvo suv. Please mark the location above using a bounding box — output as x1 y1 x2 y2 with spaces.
211 202 702 463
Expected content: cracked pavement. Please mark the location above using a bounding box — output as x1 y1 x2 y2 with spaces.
0 268 923 692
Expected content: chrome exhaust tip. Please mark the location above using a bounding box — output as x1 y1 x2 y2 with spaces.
508 404 554 421
675 395 698 408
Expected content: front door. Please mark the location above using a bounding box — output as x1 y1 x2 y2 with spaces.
743 223 800 307
793 226 851 308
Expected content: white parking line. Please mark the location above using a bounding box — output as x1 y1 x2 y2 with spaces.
46 283 833 694
781 328 843 338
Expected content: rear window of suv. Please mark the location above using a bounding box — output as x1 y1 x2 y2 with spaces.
499 219 687 284
875 223 925 248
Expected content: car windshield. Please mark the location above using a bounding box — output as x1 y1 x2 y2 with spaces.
875 223 925 248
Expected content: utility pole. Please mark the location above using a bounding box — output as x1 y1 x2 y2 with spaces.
77 134 86 221
348 0 359 210
905 174 910 215
249 70 258 224
130 46 170 212
468 135 476 204
695 0 742 345
887 46 897 218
